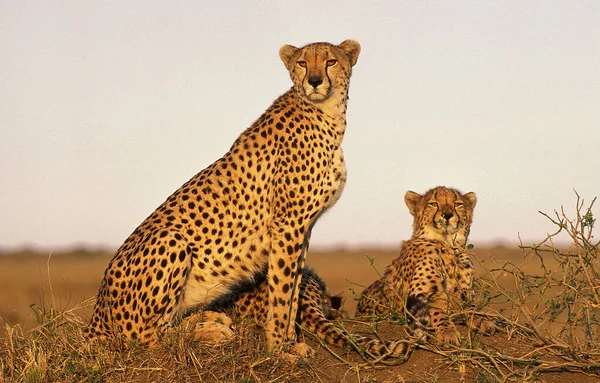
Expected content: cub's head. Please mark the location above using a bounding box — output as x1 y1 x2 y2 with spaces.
404 186 477 246
279 40 360 104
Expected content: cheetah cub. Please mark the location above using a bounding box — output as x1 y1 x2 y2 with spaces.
86 40 361 355
205 267 411 359
356 186 479 345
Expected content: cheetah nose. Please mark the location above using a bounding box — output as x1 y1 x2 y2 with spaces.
308 76 323 88
442 211 454 220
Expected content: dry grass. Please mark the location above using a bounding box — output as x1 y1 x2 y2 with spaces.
1 192 599 382
1 306 324 382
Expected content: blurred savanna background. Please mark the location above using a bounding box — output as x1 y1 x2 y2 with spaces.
0 244 522 337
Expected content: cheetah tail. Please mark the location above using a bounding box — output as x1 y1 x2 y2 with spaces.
301 312 411 360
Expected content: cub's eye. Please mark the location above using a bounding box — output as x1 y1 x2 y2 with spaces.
326 59 338 67
297 61 307 68
455 201 464 206
428 202 438 207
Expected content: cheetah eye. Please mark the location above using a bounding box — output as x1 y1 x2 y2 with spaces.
455 201 464 207
326 59 338 67
428 202 438 207
297 61 307 68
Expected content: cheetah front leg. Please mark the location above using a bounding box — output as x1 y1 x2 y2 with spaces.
265 231 310 357
428 298 459 345
408 265 460 345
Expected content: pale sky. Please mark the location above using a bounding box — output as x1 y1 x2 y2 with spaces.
1 1 599 251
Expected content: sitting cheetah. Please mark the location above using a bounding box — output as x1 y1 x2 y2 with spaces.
205 267 411 359
85 40 361 354
356 186 478 345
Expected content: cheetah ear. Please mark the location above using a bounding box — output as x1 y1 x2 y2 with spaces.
463 192 477 209
338 40 361 66
330 294 344 310
279 44 299 70
404 191 422 217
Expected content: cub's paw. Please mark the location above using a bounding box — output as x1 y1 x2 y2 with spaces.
434 325 460 346
472 316 497 336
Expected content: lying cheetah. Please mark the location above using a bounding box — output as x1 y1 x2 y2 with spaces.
205 267 411 359
356 186 478 345
85 40 361 354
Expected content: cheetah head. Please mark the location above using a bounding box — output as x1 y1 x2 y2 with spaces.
279 40 360 104
404 186 477 246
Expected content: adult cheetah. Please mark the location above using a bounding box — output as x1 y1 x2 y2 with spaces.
356 186 478 345
86 40 361 355
206 267 411 359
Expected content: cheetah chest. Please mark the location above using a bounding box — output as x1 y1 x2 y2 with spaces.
438 251 472 296
323 147 347 208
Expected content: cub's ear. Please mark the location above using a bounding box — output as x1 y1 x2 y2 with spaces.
404 190 422 217
279 44 299 70
338 40 361 66
329 294 344 310
463 192 477 209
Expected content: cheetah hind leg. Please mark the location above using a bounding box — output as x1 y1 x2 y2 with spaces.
179 311 234 343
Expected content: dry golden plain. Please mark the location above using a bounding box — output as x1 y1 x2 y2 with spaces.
0 245 517 334
1 245 598 382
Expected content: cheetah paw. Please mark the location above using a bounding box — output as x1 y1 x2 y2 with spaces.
202 311 233 328
183 311 234 344
435 327 460 346
292 342 315 358
192 321 234 343
280 342 315 364
472 317 497 336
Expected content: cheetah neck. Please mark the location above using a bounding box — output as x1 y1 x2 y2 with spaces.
318 96 349 123
412 228 468 248
295 87 350 134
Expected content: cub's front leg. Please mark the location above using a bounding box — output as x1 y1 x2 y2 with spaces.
408 261 460 345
